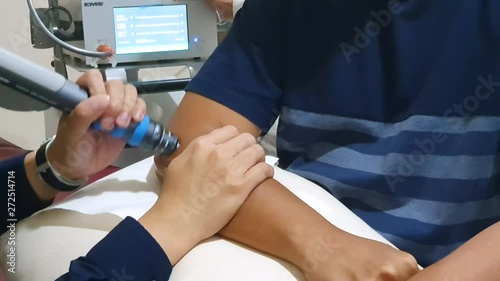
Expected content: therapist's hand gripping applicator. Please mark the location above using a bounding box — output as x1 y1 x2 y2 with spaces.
0 48 179 155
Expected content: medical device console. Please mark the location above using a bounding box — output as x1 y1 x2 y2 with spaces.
80 0 217 66
0 48 179 156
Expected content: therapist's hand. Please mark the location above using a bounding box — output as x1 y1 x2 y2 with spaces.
139 126 274 264
301 233 419 281
47 70 147 181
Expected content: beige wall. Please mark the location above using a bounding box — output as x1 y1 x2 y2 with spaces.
0 0 52 149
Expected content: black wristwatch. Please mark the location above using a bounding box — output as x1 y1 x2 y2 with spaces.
35 136 87 192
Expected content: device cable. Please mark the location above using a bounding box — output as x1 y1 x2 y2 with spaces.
216 10 227 27
27 0 112 58
42 6 75 38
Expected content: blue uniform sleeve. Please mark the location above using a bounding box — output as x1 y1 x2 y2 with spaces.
1 156 172 280
185 0 286 133
1 153 53 233
56 217 172 281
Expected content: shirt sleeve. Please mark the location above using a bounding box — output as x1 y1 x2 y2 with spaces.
1 153 53 233
56 217 172 281
186 0 286 133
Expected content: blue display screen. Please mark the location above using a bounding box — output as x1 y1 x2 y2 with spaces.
113 5 189 55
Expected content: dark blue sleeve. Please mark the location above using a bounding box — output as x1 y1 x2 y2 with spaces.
1 157 172 280
56 217 172 281
185 0 286 133
1 153 53 234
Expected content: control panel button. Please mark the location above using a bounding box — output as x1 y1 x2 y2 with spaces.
196 39 205 49
192 37 205 49
97 44 115 55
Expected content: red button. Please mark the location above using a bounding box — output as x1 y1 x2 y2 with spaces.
97 44 115 55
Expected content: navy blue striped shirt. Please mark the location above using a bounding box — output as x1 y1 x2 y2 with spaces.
187 0 500 266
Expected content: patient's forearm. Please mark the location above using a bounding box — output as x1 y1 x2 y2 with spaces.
408 222 500 281
158 149 346 269
219 178 346 268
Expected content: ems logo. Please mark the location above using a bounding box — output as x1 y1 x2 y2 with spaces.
84 2 104 7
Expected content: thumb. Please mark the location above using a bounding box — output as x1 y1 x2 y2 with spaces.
65 95 110 139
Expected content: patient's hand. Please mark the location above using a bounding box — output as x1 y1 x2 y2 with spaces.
139 126 274 264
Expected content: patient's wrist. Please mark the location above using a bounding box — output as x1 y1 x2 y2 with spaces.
288 223 350 271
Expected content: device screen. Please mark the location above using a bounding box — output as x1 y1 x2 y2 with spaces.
113 5 189 55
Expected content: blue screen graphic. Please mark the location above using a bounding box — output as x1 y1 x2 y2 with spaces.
113 5 189 54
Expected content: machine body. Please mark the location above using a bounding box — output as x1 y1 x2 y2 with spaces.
25 0 220 93
80 0 217 66
0 48 179 155
29 0 218 67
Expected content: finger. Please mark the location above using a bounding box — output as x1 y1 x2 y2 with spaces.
75 70 107 97
399 253 420 280
202 125 240 145
219 133 256 157
64 95 110 140
100 80 125 130
115 84 138 128
132 97 147 123
241 162 274 195
231 143 265 174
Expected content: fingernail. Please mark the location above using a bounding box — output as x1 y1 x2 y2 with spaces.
117 112 130 126
101 117 115 130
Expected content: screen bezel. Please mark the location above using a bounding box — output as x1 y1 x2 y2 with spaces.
112 4 191 55
82 0 218 65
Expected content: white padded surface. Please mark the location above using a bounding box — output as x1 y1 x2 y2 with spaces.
0 156 395 281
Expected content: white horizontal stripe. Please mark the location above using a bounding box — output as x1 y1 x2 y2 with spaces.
281 107 500 138
288 169 500 225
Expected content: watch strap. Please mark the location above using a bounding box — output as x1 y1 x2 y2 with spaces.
35 138 86 192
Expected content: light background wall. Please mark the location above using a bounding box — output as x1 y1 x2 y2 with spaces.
1 0 50 149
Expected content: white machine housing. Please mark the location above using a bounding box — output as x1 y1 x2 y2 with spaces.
80 0 217 66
